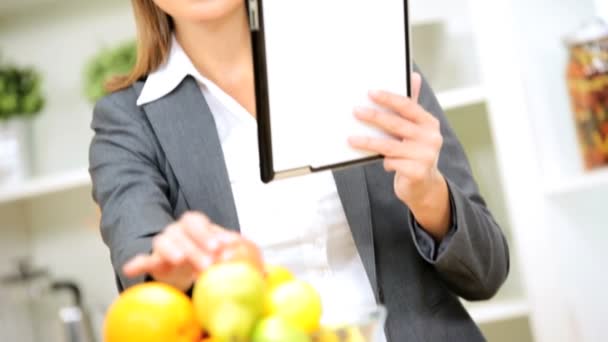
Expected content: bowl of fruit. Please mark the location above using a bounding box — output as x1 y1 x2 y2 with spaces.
311 305 387 342
103 238 386 342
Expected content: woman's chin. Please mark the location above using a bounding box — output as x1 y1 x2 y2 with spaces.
182 1 243 22
153 0 244 23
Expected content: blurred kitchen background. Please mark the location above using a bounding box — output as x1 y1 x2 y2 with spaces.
1 0 607 341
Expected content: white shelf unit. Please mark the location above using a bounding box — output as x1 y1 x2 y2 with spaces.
596 0 608 20
0 169 90 205
545 169 608 197
466 0 608 341
437 86 486 110
466 299 530 325
410 0 447 28
411 13 445 28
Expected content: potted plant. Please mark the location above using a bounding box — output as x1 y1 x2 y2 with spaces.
83 40 136 103
0 62 44 184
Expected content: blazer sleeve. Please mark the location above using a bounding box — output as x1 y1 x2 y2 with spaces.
409 65 510 301
89 90 174 291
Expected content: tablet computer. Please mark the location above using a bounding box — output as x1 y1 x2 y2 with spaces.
247 0 412 183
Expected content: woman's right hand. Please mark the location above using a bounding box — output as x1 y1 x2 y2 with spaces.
122 212 240 292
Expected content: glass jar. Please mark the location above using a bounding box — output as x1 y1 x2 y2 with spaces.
564 18 608 170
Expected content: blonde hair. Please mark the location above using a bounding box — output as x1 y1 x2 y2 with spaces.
106 0 173 92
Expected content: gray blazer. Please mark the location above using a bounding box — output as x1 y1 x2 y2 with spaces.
90 70 509 341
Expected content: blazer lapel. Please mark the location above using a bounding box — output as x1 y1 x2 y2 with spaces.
137 77 241 232
333 167 379 299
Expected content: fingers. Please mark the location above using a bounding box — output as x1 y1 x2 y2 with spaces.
180 212 226 253
354 106 417 139
368 90 423 124
411 72 422 103
349 136 405 158
123 255 149 277
179 213 239 254
367 80 438 129
165 224 211 271
348 136 431 160
154 230 186 265
123 211 243 280
122 253 164 278
383 158 427 180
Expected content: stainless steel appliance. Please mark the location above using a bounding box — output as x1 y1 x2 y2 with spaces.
0 258 95 342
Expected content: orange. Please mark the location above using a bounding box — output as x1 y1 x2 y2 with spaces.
104 282 201 342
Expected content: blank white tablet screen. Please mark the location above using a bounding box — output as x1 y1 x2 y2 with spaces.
262 0 409 171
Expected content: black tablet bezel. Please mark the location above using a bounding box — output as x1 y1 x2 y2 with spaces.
247 0 412 183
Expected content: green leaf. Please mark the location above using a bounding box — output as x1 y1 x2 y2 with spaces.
21 93 44 114
0 62 45 118
83 39 137 103
0 77 6 94
0 94 18 114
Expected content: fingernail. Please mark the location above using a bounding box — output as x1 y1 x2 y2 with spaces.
183 212 209 228
207 239 220 251
122 264 134 275
353 107 370 118
369 90 382 98
182 214 198 228
200 255 213 269
218 233 239 244
171 249 184 261
348 136 364 146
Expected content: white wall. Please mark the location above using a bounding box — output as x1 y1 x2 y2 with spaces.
0 203 32 341
0 203 29 275
481 317 534 342
0 0 135 176
411 0 481 90
546 192 608 342
595 0 608 19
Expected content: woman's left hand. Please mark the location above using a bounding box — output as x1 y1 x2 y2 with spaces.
348 72 451 240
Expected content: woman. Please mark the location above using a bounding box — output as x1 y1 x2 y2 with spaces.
90 1 509 341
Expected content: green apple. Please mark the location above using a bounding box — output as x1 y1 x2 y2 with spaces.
192 262 266 341
266 280 322 333
252 316 311 342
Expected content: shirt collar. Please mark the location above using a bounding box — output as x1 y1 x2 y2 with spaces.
136 35 210 106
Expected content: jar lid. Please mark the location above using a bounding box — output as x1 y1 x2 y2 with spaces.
563 17 608 46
